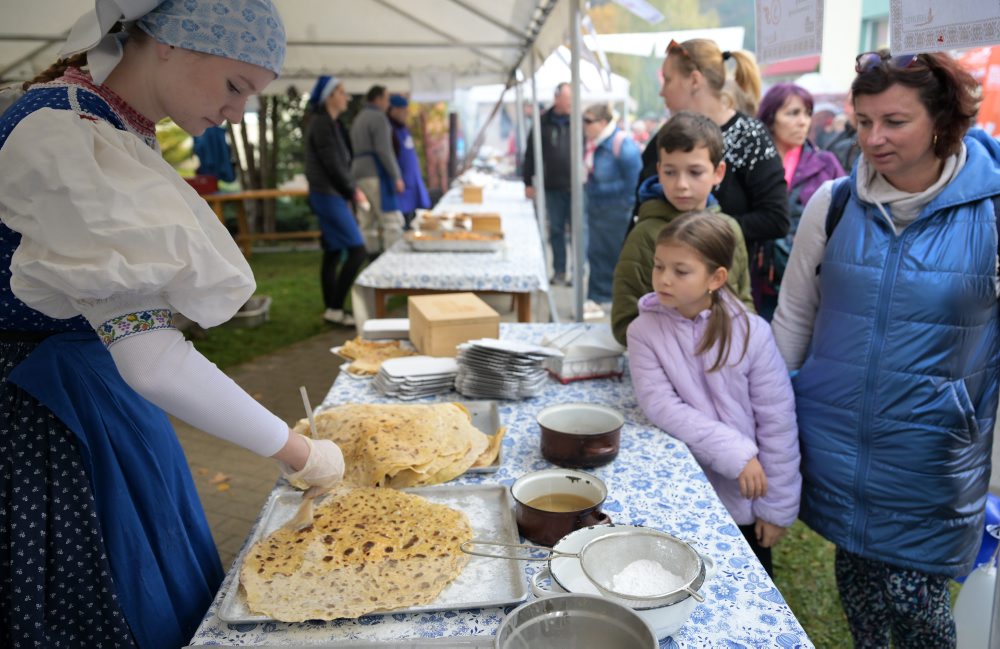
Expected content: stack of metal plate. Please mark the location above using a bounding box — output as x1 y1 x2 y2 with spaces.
372 355 459 400
454 338 562 400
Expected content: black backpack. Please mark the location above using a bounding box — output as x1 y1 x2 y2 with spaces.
819 179 1000 274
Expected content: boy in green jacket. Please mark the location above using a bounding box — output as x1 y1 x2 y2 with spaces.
611 112 754 345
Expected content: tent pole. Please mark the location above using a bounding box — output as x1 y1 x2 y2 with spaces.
530 47 558 323
569 0 585 322
513 75 526 179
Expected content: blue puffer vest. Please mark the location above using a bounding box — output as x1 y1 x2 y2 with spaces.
793 130 1000 576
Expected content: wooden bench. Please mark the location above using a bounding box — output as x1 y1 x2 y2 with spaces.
203 188 317 256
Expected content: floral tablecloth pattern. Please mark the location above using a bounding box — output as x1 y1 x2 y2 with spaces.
189 324 812 648
353 181 549 293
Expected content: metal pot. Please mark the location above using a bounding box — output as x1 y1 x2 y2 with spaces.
494 593 658 649
537 403 623 469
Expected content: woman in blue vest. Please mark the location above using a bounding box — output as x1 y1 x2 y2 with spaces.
773 51 1000 648
387 94 431 227
581 103 642 320
0 1 344 647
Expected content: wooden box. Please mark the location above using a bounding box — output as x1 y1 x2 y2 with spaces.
467 213 503 233
408 293 500 357
462 185 484 203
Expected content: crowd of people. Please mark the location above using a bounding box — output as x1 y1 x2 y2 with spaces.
0 0 997 646
524 38 999 649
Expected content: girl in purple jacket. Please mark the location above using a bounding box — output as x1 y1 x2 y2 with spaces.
627 212 801 576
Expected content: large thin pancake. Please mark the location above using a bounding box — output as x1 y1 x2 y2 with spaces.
293 403 497 488
240 487 473 621
338 337 417 375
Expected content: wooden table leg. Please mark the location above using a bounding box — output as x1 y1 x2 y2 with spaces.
515 293 531 322
373 288 389 318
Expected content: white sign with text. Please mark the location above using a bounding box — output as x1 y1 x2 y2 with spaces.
890 0 1000 53
754 0 824 64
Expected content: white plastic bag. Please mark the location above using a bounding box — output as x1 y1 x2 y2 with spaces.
954 544 999 649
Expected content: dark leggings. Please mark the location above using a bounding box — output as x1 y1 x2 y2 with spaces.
835 546 956 649
738 523 773 577
321 244 366 310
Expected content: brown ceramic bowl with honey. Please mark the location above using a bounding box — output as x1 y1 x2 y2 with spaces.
510 468 610 546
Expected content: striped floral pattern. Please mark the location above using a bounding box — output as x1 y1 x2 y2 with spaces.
98 310 174 347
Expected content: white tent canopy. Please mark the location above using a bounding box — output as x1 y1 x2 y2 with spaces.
0 0 570 95
466 46 631 107
583 27 746 58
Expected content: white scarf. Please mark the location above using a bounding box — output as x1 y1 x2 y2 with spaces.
585 121 617 175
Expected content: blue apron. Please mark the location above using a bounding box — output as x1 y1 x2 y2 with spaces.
8 333 224 649
355 150 398 212
391 122 431 214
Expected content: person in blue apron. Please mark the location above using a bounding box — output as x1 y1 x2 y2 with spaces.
387 94 431 228
0 2 345 648
305 76 367 326
350 85 405 257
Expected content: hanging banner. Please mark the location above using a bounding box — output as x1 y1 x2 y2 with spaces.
891 0 1000 53
755 0 824 64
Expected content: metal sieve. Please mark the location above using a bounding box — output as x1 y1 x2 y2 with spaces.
576 530 705 608
462 528 705 608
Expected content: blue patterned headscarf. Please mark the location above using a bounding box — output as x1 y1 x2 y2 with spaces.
59 0 285 84
139 0 285 76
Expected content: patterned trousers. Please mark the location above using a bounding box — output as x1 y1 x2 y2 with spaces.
835 546 956 648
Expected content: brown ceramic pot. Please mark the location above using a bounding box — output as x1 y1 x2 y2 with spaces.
537 403 624 469
511 468 610 546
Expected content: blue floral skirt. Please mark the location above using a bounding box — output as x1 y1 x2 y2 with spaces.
1 333 224 649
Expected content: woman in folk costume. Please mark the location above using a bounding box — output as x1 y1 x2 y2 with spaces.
0 1 345 647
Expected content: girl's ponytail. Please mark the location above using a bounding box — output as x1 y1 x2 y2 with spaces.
728 50 762 109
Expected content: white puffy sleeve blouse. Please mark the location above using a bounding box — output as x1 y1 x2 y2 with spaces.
0 107 290 457
0 107 253 328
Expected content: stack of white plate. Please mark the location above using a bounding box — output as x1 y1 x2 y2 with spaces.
454 338 563 400
372 355 459 400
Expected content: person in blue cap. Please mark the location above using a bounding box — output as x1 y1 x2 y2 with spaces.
0 1 345 647
387 94 431 227
305 76 367 326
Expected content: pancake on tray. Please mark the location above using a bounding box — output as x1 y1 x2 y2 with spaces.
337 337 417 375
240 487 473 620
292 403 504 489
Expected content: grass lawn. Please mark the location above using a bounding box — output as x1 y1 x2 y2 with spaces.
190 249 330 369
192 249 967 648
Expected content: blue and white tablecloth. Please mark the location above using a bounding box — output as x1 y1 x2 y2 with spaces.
349 180 549 327
189 324 812 648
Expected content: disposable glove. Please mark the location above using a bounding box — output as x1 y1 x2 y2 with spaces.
281 436 345 490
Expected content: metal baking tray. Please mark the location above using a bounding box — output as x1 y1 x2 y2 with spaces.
185 639 494 648
217 483 526 624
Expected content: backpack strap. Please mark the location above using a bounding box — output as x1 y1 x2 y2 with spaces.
824 178 853 240
815 178 852 276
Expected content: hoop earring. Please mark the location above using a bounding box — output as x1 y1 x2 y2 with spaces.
933 133 938 147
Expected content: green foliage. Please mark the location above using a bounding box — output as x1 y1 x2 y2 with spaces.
588 1 720 118
774 521 851 647
156 120 193 168
190 250 330 369
272 91 308 185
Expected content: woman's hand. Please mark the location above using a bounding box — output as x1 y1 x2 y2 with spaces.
738 457 768 499
755 519 787 548
273 432 345 489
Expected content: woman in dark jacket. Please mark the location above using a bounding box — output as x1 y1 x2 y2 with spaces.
638 38 789 315
305 76 367 326
756 83 845 318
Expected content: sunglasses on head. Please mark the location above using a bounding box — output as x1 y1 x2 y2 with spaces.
854 51 919 74
667 38 691 58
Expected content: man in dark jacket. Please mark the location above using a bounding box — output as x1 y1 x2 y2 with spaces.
523 83 574 285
